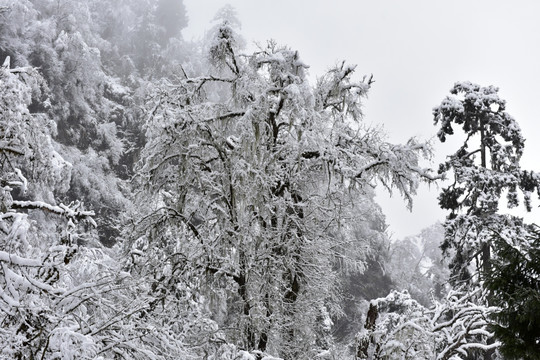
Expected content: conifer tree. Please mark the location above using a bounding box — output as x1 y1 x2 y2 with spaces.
433 81 539 283
486 225 540 359
434 81 540 359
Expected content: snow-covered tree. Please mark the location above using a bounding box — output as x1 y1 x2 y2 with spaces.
356 289 499 360
433 82 540 359
133 17 439 357
433 81 540 283
0 58 92 357
0 57 199 359
0 0 194 246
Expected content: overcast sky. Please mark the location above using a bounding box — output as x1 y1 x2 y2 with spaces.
182 0 540 239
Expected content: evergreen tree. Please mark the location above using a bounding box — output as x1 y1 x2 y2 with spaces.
433 81 539 283
485 223 540 358
433 81 540 358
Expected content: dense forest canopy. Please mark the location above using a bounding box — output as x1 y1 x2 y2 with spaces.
1 1 539 359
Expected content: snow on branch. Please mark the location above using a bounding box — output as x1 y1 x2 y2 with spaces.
0 143 25 156
356 289 498 359
2 56 31 74
0 251 41 267
11 200 96 226
348 139 443 210
184 75 236 93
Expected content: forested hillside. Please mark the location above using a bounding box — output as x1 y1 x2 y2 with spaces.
1 1 539 359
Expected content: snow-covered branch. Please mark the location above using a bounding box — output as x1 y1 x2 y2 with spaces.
11 200 96 226
357 289 498 359
0 251 41 267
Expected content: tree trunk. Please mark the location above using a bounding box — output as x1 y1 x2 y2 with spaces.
480 121 495 360
237 254 256 350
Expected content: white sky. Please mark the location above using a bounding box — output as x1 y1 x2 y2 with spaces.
182 0 540 239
